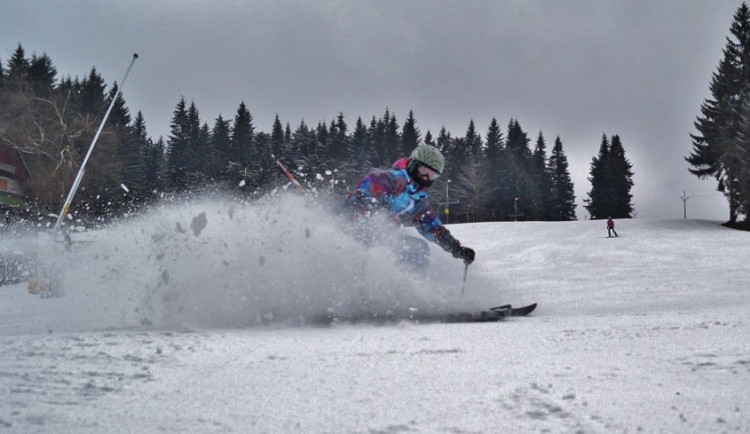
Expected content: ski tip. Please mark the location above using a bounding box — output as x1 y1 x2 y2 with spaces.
489 302 538 317
514 302 537 316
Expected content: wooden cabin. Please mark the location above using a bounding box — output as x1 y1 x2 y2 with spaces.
0 143 29 208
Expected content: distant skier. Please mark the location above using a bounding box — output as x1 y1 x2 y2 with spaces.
607 217 619 238
343 144 475 267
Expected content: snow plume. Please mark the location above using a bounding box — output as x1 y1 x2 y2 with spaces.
30 192 493 332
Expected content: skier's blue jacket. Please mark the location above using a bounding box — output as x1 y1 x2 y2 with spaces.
344 158 462 254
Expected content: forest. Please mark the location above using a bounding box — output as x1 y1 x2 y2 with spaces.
0 43 636 229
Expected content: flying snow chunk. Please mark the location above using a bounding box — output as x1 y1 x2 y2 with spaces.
190 212 207 236
120 183 130 193
239 179 246 187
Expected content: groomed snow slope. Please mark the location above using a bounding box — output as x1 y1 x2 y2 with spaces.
1 195 748 433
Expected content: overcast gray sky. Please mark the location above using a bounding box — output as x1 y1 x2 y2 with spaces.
1 0 743 220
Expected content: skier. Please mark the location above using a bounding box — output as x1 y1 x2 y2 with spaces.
607 217 619 238
343 144 475 268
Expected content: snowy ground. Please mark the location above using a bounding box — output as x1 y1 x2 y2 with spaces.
1 195 749 433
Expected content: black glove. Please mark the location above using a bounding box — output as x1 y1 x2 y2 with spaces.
453 246 475 264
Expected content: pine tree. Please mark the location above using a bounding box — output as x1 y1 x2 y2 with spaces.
110 85 144 195
435 126 453 207
383 109 400 162
547 136 577 220
252 131 274 190
314 120 331 171
484 118 503 165
586 134 634 219
57 75 75 95
505 119 536 220
436 127 451 154
348 116 371 185
290 120 317 184
211 114 232 180
368 114 388 168
195 122 211 183
6 44 29 86
424 130 434 147
728 4 750 220
129 112 150 195
434 126 455 222
330 112 349 166
27 52 56 95
230 101 254 173
465 120 482 158
687 52 743 222
687 3 750 223
440 133 461 188
108 83 131 127
184 101 205 178
162 99 208 189
271 114 285 159
736 95 750 216
0 55 5 87
585 134 611 219
506 119 531 163
449 121 486 221
452 152 495 222
608 135 635 217
531 132 553 220
444 121 476 175
401 110 421 155
143 137 165 194
484 118 510 220
294 120 316 160
79 68 107 116
166 97 190 189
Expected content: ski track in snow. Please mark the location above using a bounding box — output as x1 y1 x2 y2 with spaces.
1 194 749 433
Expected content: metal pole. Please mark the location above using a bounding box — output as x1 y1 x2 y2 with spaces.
681 190 689 219
273 156 305 192
445 179 450 224
53 53 138 232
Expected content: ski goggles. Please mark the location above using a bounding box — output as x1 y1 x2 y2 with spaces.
417 164 441 181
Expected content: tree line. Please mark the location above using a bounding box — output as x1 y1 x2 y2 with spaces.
688 2 750 225
1 42 637 226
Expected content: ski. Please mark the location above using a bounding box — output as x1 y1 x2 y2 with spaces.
412 302 537 323
490 302 537 317
442 309 507 323
311 303 537 325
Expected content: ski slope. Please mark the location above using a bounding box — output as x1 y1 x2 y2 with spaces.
1 194 748 433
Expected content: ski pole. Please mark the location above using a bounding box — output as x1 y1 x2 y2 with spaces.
461 262 469 295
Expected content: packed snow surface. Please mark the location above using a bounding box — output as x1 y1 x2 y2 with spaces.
1 194 748 433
